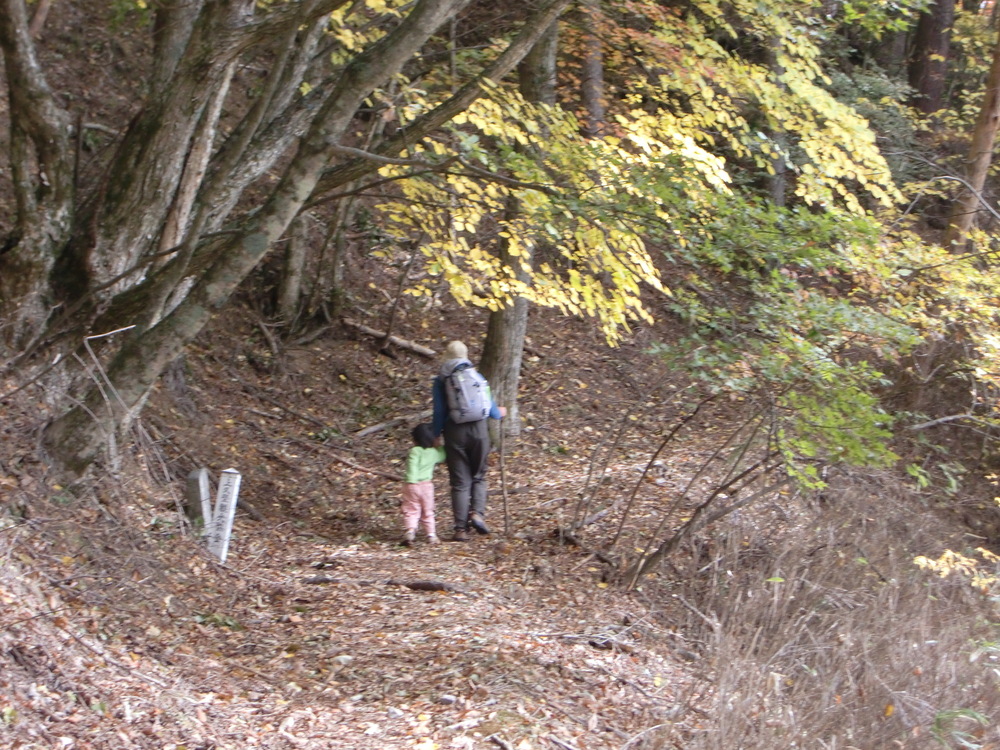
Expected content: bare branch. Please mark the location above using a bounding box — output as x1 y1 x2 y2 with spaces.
311 0 573 198
907 413 996 431
329 142 454 168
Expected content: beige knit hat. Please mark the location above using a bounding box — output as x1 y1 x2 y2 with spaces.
444 340 468 360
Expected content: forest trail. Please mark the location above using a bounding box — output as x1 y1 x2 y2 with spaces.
1 307 706 750
5 307 997 750
1 487 699 750
157 521 694 750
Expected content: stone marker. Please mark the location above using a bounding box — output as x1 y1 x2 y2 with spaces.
185 468 213 533
206 468 241 563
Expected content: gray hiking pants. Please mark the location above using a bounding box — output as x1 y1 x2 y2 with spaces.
443 419 490 530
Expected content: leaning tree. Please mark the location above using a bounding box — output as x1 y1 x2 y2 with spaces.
1 0 915 488
0 0 571 476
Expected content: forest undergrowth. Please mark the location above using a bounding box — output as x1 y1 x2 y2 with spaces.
2 304 999 750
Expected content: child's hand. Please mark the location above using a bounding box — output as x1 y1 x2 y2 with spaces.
433 435 444 447
498 406 507 418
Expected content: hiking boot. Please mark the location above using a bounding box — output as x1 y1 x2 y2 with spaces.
427 534 441 545
469 512 490 535
402 530 416 546
453 529 470 542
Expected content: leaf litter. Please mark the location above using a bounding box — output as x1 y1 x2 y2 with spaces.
1 305 711 749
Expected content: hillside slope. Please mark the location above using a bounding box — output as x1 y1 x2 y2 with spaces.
2 301 999 750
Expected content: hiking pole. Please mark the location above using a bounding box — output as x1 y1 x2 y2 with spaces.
498 418 511 536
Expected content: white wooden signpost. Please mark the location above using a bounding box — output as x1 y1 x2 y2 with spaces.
206 468 241 563
186 468 213 533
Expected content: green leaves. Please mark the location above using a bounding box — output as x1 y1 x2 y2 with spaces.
376 87 728 342
607 0 901 212
652 199 919 480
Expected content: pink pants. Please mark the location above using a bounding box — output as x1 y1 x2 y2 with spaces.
401 481 437 536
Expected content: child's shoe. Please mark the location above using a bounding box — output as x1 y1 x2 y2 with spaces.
427 534 441 545
402 530 416 546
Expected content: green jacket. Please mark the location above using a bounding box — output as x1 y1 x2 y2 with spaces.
405 445 446 484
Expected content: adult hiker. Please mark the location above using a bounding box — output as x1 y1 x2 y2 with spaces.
432 340 506 542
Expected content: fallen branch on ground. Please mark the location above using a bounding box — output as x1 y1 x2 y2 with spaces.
327 453 403 482
343 318 436 357
354 409 432 438
552 529 619 569
303 576 468 594
488 734 515 750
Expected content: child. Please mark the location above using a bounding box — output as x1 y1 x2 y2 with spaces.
401 423 446 545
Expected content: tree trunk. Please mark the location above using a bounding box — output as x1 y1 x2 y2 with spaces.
518 12 559 104
479 195 533 436
872 29 909 77
197 1 335 238
28 0 53 38
75 1 253 297
480 13 559 436
945 29 1000 246
305 192 357 322
150 0 203 98
278 213 309 326
129 4 334 334
765 38 787 207
42 0 472 476
155 59 236 265
908 0 955 115
579 0 605 137
0 0 75 353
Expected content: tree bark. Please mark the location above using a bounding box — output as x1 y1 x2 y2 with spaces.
278 214 309 326
150 0 203 98
945 29 1000 247
312 191 358 321
579 0 605 138
765 37 788 207
480 14 559 436
28 0 53 38
130 4 333 333
197 1 336 235
518 12 559 104
42 0 472 476
155 58 236 265
75 1 253 297
908 0 955 115
872 29 908 77
0 0 75 352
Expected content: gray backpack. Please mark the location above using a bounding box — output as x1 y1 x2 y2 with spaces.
444 363 491 423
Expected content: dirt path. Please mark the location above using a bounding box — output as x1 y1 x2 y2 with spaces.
168 522 693 750
1 310 705 749
1 488 700 750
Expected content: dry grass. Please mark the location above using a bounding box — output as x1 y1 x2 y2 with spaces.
644 474 1000 750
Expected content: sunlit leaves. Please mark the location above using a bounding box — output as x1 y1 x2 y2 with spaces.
652 199 921 479
839 0 928 36
374 87 733 342
602 0 902 211
915 548 1000 593
327 0 410 64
